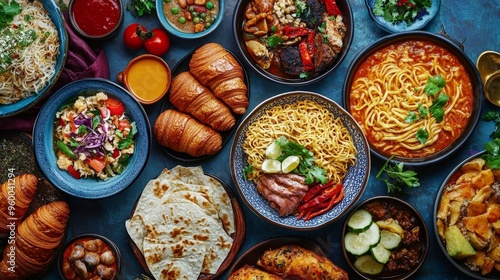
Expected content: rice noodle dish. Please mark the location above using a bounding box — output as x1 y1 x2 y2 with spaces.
54 92 137 180
0 0 59 104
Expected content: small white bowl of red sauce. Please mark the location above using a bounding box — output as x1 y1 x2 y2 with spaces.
69 0 124 40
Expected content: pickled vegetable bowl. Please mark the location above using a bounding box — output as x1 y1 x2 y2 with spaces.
54 92 137 180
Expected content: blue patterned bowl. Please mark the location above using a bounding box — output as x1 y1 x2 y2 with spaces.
230 91 370 230
365 0 440 33
0 0 68 118
33 78 151 199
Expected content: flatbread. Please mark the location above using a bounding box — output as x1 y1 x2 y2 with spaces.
125 166 235 280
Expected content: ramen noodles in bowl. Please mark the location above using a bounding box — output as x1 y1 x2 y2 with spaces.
0 0 60 104
343 31 482 166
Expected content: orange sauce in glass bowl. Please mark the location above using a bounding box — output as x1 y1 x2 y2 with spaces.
118 54 171 104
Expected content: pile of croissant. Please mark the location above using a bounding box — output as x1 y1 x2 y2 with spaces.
154 43 249 157
0 174 70 279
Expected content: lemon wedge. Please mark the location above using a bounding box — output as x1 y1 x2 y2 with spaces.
261 159 282 173
281 156 300 173
265 142 282 159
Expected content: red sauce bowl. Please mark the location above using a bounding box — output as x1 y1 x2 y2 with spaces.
69 0 124 40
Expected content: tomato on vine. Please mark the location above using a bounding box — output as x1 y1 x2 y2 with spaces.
144 28 170 56
123 23 147 50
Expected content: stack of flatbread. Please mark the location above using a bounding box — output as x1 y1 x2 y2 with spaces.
125 166 235 280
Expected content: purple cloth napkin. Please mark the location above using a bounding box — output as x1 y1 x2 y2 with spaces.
0 14 110 132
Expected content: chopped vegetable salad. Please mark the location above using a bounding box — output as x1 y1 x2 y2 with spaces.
54 92 136 180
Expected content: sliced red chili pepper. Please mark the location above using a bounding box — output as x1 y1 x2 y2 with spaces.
59 118 65 126
303 180 334 203
325 0 342 16
305 186 345 220
298 183 342 211
299 41 314 72
112 149 120 158
67 165 80 179
284 26 310 38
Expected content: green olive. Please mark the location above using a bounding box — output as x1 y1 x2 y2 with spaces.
191 11 198 18
188 5 195 12
193 17 200 23
210 16 215 23
178 16 186 24
206 1 214 10
205 22 211 28
171 7 179 15
200 12 206 19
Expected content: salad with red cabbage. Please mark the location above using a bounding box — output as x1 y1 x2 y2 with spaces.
54 92 137 180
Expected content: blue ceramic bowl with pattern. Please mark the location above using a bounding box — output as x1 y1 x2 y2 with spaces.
365 0 440 33
156 0 224 39
33 78 151 199
230 91 370 230
0 0 68 118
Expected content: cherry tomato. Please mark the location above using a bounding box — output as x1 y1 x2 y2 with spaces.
105 98 125 115
144 28 170 56
123 23 147 50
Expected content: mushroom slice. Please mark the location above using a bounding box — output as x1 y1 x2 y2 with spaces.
245 40 272 69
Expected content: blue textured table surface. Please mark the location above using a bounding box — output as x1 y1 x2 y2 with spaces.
42 0 500 279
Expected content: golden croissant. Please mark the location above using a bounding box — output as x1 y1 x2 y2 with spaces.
0 174 38 237
189 43 249 115
169 71 236 132
0 201 70 279
154 109 222 157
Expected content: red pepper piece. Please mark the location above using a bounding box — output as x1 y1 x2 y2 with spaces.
284 26 310 38
325 0 342 16
299 40 314 72
298 183 342 212
67 165 81 179
305 186 345 220
303 180 334 203
306 30 316 57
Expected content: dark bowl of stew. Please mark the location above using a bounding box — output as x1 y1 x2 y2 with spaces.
69 0 124 40
342 30 483 167
233 0 353 85
59 233 121 280
156 0 224 39
341 196 429 280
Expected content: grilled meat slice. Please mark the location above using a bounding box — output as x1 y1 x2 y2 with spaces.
257 245 348 280
256 173 308 217
279 46 304 76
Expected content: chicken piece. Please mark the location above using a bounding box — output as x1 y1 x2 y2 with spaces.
257 245 348 280
256 173 308 217
229 265 282 280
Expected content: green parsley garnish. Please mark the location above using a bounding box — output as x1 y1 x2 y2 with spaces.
128 0 155 17
274 136 328 184
0 0 21 29
482 111 500 169
405 75 448 143
266 35 284 48
373 0 431 26
376 156 420 194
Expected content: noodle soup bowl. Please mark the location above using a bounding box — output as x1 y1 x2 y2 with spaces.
0 0 68 118
33 78 151 199
230 91 370 230
342 31 483 167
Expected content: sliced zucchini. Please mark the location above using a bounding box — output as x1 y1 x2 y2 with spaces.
379 229 402 250
347 209 373 232
344 222 381 255
370 243 391 264
354 255 384 275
